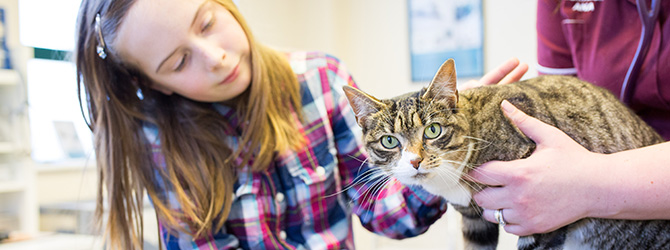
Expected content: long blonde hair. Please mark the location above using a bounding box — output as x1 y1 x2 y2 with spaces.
75 0 303 249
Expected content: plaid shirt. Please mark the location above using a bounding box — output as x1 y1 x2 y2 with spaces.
148 51 448 249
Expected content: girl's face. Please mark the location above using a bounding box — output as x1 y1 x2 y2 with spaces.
116 0 251 103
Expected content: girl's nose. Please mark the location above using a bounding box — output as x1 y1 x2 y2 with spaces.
196 40 226 70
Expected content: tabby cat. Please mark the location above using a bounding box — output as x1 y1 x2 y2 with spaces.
343 59 670 249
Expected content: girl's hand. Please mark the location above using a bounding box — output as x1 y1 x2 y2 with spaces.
458 57 529 91
468 100 605 236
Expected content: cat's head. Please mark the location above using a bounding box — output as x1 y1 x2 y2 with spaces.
343 59 473 192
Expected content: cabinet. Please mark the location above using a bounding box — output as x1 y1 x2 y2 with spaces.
0 68 37 235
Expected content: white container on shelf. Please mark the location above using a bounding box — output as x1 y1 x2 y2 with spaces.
0 68 18 85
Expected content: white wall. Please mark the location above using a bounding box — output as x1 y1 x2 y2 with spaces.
238 0 538 99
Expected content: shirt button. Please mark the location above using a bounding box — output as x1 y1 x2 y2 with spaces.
316 166 326 176
275 192 285 203
280 230 287 240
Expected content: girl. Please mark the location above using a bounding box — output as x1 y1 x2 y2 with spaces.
75 0 448 249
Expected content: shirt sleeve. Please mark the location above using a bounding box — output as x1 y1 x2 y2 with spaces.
323 55 448 239
536 0 577 75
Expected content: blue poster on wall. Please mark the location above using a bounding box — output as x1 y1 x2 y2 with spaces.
408 0 483 82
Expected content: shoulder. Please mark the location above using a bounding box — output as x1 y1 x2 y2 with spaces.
287 51 348 77
287 50 355 93
287 51 355 109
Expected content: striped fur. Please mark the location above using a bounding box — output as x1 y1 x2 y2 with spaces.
343 59 670 249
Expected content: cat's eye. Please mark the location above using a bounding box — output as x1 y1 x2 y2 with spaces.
424 123 442 139
380 135 399 149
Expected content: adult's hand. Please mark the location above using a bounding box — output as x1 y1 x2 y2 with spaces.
468 100 604 236
458 57 529 91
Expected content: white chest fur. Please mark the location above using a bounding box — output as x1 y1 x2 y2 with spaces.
392 143 475 206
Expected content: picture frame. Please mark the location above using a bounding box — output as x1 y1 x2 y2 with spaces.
408 0 484 82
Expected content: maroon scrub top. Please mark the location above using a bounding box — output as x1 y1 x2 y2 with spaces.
537 0 670 140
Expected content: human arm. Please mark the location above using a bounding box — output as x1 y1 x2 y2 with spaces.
458 57 528 91
469 101 670 236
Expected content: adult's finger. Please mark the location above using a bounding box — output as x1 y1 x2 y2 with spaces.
472 185 509 209
500 224 532 236
481 208 518 228
479 57 521 85
458 79 480 91
498 62 528 84
465 160 510 186
480 209 498 224
500 100 563 145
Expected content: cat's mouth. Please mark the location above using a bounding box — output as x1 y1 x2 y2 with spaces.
411 172 433 180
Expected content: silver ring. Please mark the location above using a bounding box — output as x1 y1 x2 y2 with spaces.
494 209 507 227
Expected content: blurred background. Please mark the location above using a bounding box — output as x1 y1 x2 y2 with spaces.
0 0 537 249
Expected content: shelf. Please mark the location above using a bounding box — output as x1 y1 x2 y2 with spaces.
34 159 95 173
0 180 25 193
0 69 18 86
0 142 16 154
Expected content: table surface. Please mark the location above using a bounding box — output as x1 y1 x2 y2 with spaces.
0 233 104 250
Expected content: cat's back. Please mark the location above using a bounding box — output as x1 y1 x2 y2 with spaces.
461 75 663 155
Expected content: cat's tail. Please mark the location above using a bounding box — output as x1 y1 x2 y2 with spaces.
452 203 499 250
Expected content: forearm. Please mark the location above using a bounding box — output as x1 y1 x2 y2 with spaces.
589 141 670 220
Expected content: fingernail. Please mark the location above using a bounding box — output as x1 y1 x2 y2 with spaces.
501 100 515 113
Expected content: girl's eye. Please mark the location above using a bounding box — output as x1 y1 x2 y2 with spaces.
380 135 400 149
174 53 188 72
424 123 442 139
201 13 215 32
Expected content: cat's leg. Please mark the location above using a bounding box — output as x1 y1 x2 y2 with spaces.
519 228 567 250
452 203 499 250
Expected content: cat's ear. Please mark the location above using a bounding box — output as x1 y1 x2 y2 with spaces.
343 85 386 126
422 58 458 106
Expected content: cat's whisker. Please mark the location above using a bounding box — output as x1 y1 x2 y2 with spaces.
344 153 369 165
353 171 391 202
327 167 382 198
462 136 492 147
355 157 371 176
357 175 394 222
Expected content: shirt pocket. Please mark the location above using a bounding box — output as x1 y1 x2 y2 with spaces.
281 139 337 186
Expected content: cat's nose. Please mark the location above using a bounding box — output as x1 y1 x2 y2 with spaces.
410 157 423 169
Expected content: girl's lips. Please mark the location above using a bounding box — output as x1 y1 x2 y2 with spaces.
221 62 240 85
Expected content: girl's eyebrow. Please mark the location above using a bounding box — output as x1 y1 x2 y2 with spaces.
155 0 210 73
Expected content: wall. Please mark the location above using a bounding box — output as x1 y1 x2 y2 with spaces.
238 0 538 99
